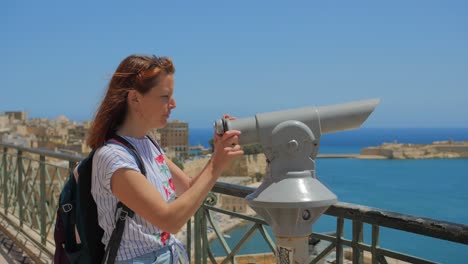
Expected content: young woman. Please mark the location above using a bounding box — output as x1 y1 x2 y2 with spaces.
86 55 243 263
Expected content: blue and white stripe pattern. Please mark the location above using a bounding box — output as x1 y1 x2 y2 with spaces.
91 136 179 261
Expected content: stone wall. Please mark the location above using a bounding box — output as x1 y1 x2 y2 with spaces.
184 154 267 177
360 147 393 157
433 145 468 157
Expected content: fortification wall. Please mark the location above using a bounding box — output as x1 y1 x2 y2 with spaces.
360 142 468 159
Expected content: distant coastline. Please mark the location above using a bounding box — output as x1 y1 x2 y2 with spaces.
360 139 468 159
318 139 468 160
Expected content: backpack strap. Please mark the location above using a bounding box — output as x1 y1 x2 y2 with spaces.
106 135 147 175
103 202 132 264
146 135 163 154
101 135 147 264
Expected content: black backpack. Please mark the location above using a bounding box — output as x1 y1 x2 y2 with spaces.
53 135 147 264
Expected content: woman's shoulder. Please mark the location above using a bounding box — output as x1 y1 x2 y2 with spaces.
94 142 136 161
93 142 141 173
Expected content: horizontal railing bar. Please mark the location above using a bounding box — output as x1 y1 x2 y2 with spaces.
0 143 81 162
317 236 367 250
312 232 339 242
204 205 268 225
326 202 468 245
212 181 255 197
211 182 468 245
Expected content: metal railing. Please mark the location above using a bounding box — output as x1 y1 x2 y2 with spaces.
1 142 467 264
1 143 80 253
202 183 468 264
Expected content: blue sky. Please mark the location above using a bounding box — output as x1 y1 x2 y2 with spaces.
2 1 467 128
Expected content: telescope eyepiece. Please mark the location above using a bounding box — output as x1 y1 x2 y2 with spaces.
214 119 228 135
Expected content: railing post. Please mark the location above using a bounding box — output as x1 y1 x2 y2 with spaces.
352 220 364 264
371 225 379 264
187 218 192 263
2 147 8 214
18 149 24 227
201 208 208 264
40 154 47 244
336 217 344 264
194 207 203 264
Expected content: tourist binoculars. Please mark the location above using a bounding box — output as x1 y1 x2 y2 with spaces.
213 98 380 237
214 98 380 160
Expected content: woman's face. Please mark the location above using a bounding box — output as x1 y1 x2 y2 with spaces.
137 73 176 129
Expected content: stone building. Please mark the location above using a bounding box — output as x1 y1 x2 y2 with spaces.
219 194 248 213
0 114 9 129
5 111 27 122
68 125 88 143
157 120 189 159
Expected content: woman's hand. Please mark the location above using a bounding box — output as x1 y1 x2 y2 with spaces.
211 114 244 175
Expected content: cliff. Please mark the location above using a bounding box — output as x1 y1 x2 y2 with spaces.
360 140 468 159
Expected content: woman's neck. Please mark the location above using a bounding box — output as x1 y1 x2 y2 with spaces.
117 112 149 139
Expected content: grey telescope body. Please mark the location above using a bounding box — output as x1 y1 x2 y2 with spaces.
213 98 380 237
214 98 380 148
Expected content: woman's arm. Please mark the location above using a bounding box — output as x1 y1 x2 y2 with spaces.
111 130 243 234
111 163 217 234
166 154 215 196
165 158 190 196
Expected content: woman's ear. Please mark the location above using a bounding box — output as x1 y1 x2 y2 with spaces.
127 90 140 105
127 90 144 119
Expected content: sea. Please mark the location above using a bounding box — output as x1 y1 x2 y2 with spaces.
189 127 468 264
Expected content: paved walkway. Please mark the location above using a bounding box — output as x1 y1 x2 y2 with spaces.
0 225 34 263
0 248 15 264
0 211 54 263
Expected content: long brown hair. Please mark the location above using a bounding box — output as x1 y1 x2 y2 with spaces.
87 55 175 149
